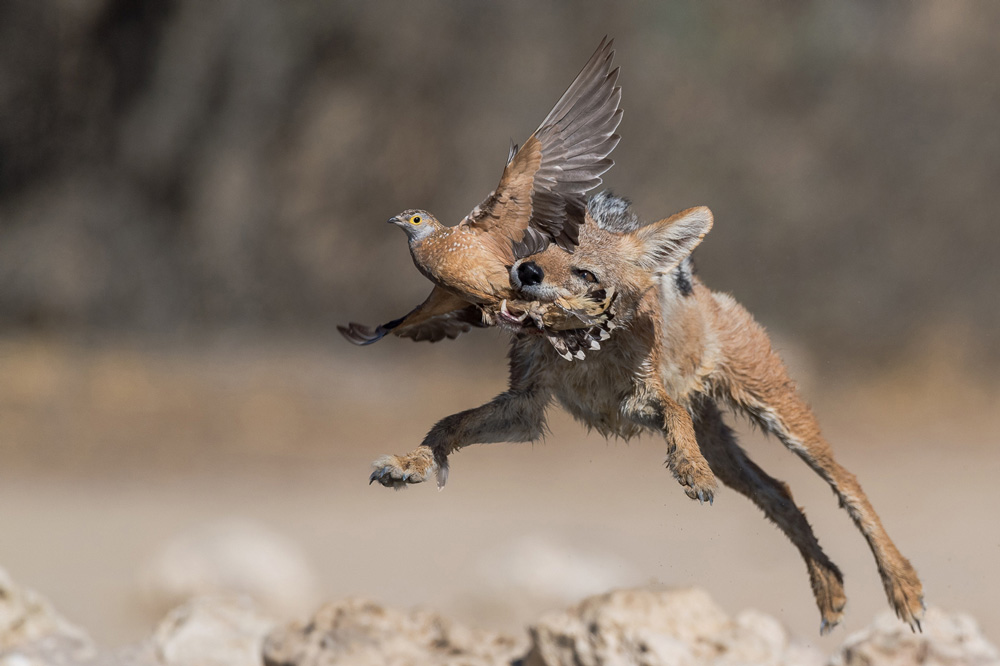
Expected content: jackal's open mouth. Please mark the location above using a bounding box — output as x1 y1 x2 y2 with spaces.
491 299 545 336
496 299 531 325
487 290 619 361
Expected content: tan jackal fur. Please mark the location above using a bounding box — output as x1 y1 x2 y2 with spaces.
368 192 924 633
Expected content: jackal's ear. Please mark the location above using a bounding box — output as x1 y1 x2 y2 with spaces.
634 206 713 275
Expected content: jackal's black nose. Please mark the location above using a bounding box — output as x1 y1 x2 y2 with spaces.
517 261 544 286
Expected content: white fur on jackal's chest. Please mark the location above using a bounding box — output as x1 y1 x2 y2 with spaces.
523 334 660 440
515 280 723 440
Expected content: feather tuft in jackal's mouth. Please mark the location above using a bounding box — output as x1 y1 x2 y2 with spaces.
485 290 619 361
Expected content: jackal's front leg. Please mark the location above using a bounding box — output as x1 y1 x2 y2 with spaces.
369 387 549 489
656 389 717 504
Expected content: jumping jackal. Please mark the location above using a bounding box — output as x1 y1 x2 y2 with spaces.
365 191 924 633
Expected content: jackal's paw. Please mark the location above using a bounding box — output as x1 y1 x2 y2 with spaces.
818 599 847 636
809 561 847 635
368 447 436 489
669 455 717 505
884 565 926 633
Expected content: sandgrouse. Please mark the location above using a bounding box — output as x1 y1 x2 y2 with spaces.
339 38 622 348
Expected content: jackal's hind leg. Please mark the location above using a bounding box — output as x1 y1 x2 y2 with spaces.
369 388 548 490
658 391 717 504
694 400 846 633
717 317 925 630
743 392 923 630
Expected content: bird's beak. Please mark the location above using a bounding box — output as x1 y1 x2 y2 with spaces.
387 216 401 226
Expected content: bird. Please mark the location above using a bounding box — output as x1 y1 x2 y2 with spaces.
339 37 622 347
336 272 618 352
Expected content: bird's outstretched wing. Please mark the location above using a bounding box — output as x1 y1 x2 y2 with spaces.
461 37 622 253
338 287 487 345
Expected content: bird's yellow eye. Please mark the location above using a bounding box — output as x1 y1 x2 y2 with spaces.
410 215 422 225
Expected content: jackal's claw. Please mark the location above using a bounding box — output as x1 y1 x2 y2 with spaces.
679 472 716 505
819 618 839 636
683 485 715 505
369 465 419 489
895 592 926 634
884 565 926 633
368 450 434 489
667 446 718 506
369 467 415 489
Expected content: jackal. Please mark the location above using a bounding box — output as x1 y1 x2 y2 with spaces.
366 192 924 633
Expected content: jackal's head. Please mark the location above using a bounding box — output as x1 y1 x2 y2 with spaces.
509 193 714 327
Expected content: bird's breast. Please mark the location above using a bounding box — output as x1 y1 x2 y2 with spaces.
412 228 512 303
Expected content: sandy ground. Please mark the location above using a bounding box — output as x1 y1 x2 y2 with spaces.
0 336 997 655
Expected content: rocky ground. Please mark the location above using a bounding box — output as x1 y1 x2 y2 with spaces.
1 564 997 666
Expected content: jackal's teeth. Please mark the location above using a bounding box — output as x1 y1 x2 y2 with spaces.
599 329 611 340
574 350 586 360
500 299 528 322
589 339 601 350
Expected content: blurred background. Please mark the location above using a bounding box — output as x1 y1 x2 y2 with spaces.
1 0 998 655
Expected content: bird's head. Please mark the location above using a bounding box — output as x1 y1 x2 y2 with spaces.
387 209 440 242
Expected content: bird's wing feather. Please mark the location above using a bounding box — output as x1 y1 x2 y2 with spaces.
461 37 622 252
338 287 486 345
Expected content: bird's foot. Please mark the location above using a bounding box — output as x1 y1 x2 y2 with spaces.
369 446 439 489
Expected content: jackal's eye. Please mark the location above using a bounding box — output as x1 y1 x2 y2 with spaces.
573 268 599 284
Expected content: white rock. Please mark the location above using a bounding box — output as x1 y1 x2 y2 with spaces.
262 597 523 666
0 566 95 666
830 607 1000 666
522 587 823 666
